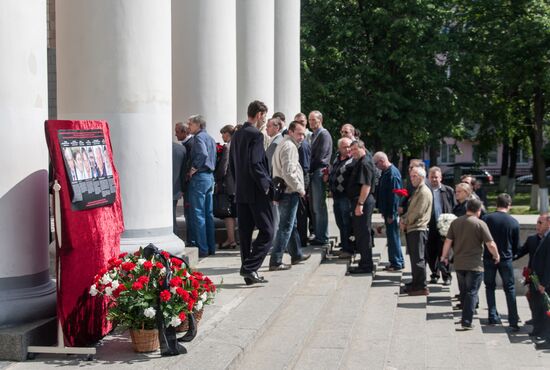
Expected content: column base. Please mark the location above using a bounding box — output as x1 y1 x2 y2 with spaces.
0 316 57 361
120 228 186 257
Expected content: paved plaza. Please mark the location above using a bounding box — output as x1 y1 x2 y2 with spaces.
2 207 549 370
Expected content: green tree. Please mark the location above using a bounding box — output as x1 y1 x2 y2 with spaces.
301 0 461 169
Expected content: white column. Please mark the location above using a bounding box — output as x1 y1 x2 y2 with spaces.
0 0 56 326
236 0 275 121
274 0 301 118
56 0 184 255
172 0 237 142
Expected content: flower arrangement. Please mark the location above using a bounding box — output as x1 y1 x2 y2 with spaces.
437 213 457 238
523 267 550 318
89 248 217 330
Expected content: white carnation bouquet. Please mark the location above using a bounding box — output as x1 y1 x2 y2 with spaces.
437 213 457 238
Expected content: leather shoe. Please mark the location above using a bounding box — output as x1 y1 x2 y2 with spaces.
309 239 328 246
269 263 292 271
442 279 451 286
338 251 353 259
535 340 550 349
525 319 533 325
488 318 502 325
291 254 311 265
429 276 439 284
240 271 268 286
347 266 373 274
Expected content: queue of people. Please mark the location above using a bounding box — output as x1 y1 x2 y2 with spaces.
171 100 549 349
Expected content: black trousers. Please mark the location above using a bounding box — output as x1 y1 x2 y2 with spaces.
426 227 451 281
352 195 375 269
406 230 428 290
237 197 274 275
530 284 550 339
297 196 309 247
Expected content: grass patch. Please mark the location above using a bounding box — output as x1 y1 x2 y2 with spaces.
486 192 538 215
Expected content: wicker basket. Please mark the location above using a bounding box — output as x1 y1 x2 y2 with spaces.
176 309 204 332
129 328 159 352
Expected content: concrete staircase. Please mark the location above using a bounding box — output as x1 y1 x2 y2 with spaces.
13 207 550 370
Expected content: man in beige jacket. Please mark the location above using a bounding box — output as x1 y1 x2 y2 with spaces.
401 166 433 296
269 122 311 270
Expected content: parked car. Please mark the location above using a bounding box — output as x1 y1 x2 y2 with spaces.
442 163 494 186
516 167 550 185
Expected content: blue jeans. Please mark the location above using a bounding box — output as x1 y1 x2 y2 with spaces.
456 270 483 326
484 259 519 325
310 169 328 242
333 196 352 252
270 193 303 266
385 216 404 268
188 172 215 256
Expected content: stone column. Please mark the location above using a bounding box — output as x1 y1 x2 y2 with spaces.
236 0 275 121
274 0 301 118
0 0 56 327
56 0 185 255
172 0 237 142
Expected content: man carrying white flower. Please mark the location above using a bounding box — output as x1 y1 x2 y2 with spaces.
427 166 456 285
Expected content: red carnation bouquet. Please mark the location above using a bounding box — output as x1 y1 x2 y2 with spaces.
90 248 217 330
392 188 409 198
523 267 550 318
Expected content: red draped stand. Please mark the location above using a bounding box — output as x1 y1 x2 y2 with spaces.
43 120 124 347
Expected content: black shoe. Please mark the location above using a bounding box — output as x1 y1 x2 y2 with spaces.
241 271 268 285
509 324 520 332
533 336 547 345
525 319 533 326
310 239 329 245
488 318 502 325
429 276 439 284
529 331 542 337
291 254 311 265
442 279 451 286
347 266 373 274
461 324 475 331
269 263 292 271
535 340 550 349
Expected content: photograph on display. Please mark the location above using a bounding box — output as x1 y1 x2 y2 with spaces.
58 129 117 210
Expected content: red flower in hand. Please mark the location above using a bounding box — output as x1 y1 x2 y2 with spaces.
160 289 171 302
392 188 409 198
546 310 550 318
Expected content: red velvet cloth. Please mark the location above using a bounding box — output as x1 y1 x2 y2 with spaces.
45 120 124 346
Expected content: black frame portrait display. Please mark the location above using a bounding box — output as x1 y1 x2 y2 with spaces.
58 129 116 210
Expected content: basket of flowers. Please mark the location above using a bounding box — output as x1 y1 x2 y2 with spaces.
89 246 217 352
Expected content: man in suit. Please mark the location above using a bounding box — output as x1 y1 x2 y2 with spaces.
172 142 187 234
427 166 456 285
530 213 550 349
230 100 274 285
175 121 194 245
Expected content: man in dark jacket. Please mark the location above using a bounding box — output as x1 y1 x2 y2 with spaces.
427 166 456 285
529 213 550 348
172 142 187 234
373 151 405 271
230 100 274 285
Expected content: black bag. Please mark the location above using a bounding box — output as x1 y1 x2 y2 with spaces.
213 192 232 218
272 176 287 202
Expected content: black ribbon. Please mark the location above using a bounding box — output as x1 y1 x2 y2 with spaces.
143 243 197 356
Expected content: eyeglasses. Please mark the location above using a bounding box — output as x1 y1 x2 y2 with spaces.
341 130 351 134
537 221 544 224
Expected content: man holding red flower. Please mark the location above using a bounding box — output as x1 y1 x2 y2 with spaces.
373 151 405 271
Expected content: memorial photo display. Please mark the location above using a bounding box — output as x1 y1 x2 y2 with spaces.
58 129 116 210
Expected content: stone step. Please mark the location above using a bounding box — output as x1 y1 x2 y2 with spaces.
237 255 350 370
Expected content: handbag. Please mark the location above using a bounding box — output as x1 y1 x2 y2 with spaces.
213 192 232 218
272 176 287 202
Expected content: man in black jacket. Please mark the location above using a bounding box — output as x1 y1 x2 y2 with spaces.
427 166 456 285
529 214 550 349
230 100 274 285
